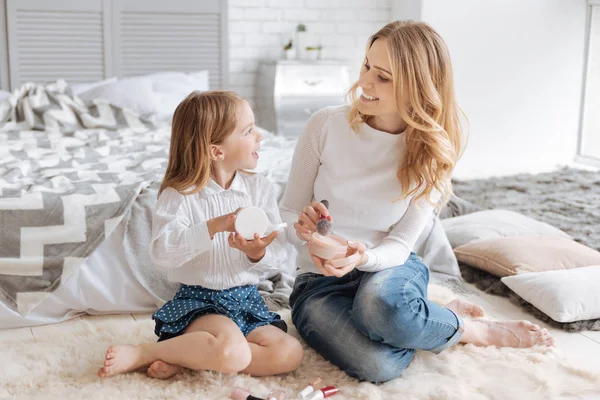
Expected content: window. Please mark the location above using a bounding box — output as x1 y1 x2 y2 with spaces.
580 1 600 163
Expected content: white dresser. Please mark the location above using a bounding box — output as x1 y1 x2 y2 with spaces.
255 60 350 138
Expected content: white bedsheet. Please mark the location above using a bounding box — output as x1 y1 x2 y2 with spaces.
0 219 157 329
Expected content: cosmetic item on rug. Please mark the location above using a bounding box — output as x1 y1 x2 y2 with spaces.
234 206 287 240
316 200 332 236
266 390 286 400
231 386 264 400
297 377 323 399
304 386 340 400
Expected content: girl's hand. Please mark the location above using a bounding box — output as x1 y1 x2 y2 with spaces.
310 241 368 278
228 231 279 262
294 201 331 241
207 208 241 239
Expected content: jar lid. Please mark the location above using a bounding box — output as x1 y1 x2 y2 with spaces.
234 206 269 240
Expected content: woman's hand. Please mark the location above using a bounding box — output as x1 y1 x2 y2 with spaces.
228 231 279 262
207 208 241 239
310 241 368 278
294 201 332 241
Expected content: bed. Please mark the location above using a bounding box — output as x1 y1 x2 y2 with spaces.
0 113 297 329
0 0 236 327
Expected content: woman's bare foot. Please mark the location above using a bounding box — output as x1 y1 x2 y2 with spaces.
462 320 555 348
147 360 182 380
97 344 151 378
445 298 485 318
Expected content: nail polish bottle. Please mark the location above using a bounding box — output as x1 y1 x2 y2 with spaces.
297 377 323 399
304 386 340 400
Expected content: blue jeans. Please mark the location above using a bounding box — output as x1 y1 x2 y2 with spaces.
289 253 464 383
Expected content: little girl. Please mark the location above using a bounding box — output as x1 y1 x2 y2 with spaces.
98 91 304 379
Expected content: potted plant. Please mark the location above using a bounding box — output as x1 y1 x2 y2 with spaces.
283 39 295 60
296 23 307 60
305 46 321 61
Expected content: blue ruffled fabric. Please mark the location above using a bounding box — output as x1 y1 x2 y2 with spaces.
153 284 283 339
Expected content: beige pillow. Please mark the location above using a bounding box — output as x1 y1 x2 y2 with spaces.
454 236 600 277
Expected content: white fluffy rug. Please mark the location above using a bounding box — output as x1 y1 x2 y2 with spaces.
2 285 599 400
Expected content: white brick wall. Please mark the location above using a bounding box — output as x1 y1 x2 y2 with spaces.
228 0 391 106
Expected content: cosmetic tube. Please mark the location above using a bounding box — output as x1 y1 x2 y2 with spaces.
304 386 340 400
297 377 323 399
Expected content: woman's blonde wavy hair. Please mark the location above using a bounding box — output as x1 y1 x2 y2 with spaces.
159 90 243 196
348 20 468 209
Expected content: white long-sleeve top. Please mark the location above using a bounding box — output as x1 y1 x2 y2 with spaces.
150 172 288 289
280 105 439 275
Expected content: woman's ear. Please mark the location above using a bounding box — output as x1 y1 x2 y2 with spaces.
210 145 224 161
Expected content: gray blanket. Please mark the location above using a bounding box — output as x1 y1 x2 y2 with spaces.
0 81 165 315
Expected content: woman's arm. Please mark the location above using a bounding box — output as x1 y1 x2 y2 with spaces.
279 108 329 247
357 191 440 273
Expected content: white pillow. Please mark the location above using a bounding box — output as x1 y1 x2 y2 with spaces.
501 266 600 323
144 70 210 123
70 77 117 96
76 71 210 122
77 76 158 117
145 70 209 93
441 209 570 248
0 90 10 103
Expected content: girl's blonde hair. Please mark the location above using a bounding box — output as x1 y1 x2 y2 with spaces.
348 20 467 209
159 90 243 196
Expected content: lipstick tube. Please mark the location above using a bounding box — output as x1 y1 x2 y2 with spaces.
297 377 322 399
304 386 339 400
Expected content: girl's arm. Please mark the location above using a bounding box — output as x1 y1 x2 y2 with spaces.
357 190 440 273
149 188 215 271
279 108 328 247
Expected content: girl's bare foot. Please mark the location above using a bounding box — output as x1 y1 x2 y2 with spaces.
97 344 151 378
463 320 555 348
147 360 182 380
445 298 485 318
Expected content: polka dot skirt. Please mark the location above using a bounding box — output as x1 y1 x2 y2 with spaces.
153 284 284 340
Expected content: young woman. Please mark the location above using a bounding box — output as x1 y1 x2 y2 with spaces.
281 21 553 383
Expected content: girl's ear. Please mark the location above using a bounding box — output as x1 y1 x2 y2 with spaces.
209 145 224 161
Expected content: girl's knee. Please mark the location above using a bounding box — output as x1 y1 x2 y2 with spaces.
273 335 304 373
215 338 252 373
